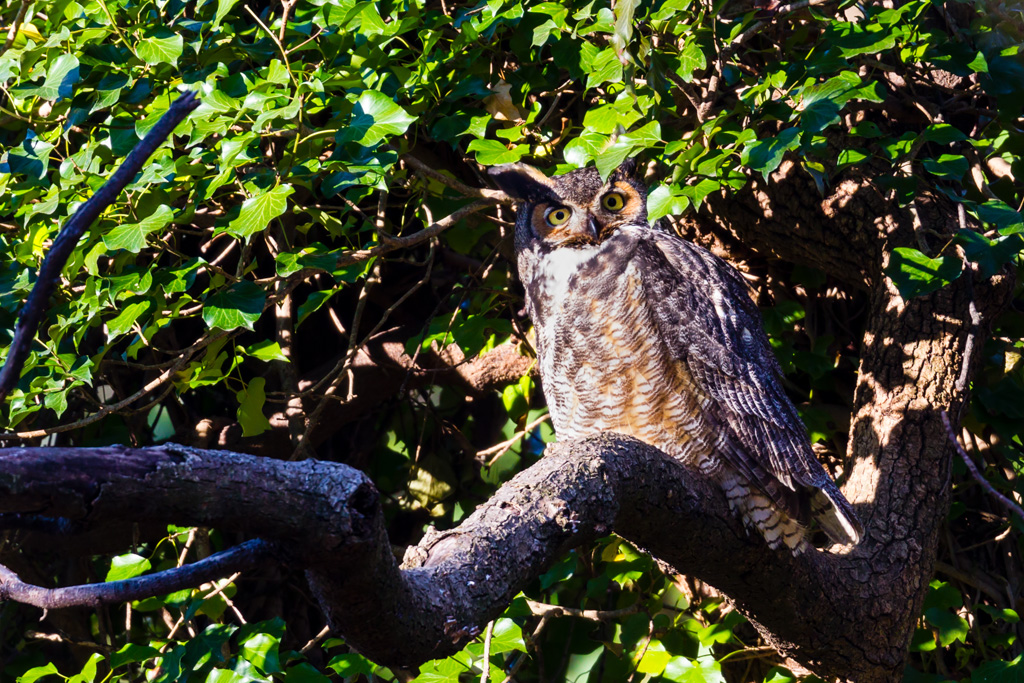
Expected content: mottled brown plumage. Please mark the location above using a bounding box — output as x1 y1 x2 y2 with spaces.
489 160 862 553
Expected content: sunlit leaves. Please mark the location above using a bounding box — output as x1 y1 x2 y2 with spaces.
236 377 272 437
740 128 801 179
885 248 963 299
224 185 294 241
137 29 184 67
203 281 266 331
103 205 174 253
12 54 79 101
106 553 152 582
342 90 417 146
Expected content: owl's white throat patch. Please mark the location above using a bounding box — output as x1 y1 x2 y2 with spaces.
533 243 602 298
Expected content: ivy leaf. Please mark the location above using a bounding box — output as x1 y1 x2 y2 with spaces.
13 54 80 101
236 377 273 438
924 608 969 647
467 139 528 165
105 553 152 581
488 619 528 654
214 0 242 27
676 40 706 81
741 128 801 179
243 341 288 362
587 47 623 89
345 90 416 146
103 205 174 253
106 299 152 338
884 247 963 299
327 653 376 678
972 654 1024 682
224 185 294 241
203 281 266 331
238 628 281 673
137 28 184 67
922 154 969 180
956 229 1024 278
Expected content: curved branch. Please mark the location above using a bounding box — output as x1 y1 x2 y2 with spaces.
0 539 275 609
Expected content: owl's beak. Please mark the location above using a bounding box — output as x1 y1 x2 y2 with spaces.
587 214 600 240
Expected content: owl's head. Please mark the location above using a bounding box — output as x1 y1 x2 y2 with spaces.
488 160 648 253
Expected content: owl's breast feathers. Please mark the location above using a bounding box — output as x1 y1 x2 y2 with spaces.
522 226 862 552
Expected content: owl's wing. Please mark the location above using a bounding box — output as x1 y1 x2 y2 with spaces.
635 231 861 545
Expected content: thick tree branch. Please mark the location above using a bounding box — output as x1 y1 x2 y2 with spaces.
0 435 916 678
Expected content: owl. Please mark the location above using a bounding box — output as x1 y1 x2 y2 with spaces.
488 159 862 553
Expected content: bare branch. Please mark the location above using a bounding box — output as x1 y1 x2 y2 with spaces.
0 539 274 609
942 410 1024 522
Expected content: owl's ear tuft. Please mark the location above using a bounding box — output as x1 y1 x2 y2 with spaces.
612 157 638 181
488 163 557 202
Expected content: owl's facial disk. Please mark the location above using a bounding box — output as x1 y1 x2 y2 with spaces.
529 181 642 248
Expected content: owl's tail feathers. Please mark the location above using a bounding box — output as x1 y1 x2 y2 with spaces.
810 480 863 546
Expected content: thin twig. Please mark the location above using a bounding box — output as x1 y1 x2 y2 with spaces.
480 620 495 683
523 599 642 622
245 6 297 88
480 413 550 464
941 411 1024 522
402 154 510 202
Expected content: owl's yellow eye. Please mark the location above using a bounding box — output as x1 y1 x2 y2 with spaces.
602 192 626 212
545 206 571 226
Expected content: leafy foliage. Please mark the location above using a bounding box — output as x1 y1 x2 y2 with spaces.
1 0 1023 680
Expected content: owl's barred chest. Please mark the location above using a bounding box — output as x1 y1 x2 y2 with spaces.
524 241 716 465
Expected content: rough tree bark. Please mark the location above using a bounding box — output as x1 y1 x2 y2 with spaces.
0 161 1014 681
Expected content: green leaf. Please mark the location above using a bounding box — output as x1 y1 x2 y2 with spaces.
15 54 80 101
635 640 671 675
236 377 273 438
467 139 529 165
647 185 691 221
214 0 242 26
137 28 184 67
16 663 61 683
107 299 152 338
243 341 289 362
922 154 968 180
956 229 1024 278
347 90 417 146
103 205 174 253
741 128 801 179
327 653 376 678
612 0 637 56
69 653 103 683
924 608 969 647
283 662 332 683
972 654 1024 682
884 247 962 299
224 185 294 241
203 281 266 331
110 643 160 668
413 657 465 683
106 553 152 581
239 629 281 674
676 41 706 82
587 47 624 89
488 618 528 654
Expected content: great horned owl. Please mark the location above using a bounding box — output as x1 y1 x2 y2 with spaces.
488 159 862 553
